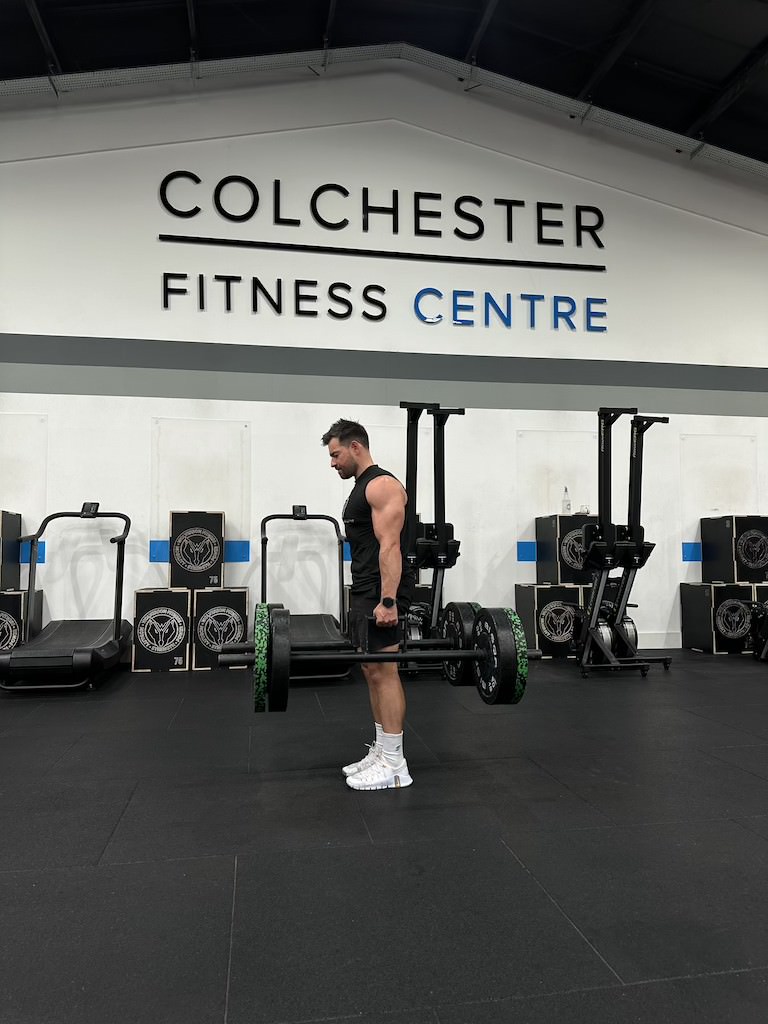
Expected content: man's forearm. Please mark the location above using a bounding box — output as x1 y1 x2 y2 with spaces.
379 542 403 600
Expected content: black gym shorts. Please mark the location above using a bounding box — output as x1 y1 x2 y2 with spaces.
347 590 413 654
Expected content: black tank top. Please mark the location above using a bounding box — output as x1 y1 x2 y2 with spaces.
342 465 416 597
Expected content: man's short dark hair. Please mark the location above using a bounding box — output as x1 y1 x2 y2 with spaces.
321 419 370 448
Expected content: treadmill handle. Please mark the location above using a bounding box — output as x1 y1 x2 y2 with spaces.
20 510 131 544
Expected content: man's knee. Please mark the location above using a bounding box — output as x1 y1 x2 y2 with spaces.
363 655 400 685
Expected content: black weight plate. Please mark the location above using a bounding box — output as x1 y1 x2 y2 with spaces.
439 601 477 686
268 609 291 712
472 607 528 705
252 603 270 713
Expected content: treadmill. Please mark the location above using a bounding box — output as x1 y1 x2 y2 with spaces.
261 506 353 678
0 502 132 692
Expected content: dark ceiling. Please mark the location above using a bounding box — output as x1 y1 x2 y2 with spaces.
2 0 768 167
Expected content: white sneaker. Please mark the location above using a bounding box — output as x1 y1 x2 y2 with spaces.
346 753 413 791
342 743 380 778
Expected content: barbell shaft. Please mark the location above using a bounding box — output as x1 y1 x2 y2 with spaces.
219 648 485 668
291 650 485 664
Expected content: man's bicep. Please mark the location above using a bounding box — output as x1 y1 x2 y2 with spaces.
368 480 405 544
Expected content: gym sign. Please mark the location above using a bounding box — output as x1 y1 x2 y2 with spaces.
158 171 608 334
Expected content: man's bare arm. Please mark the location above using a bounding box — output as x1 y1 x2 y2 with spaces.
367 476 407 614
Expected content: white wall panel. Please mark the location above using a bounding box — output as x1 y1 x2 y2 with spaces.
0 412 48 532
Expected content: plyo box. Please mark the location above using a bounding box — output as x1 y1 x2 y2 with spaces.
0 589 43 651
680 582 754 654
514 584 581 658
535 515 598 585
701 516 768 584
169 511 225 590
132 588 191 671
192 588 248 670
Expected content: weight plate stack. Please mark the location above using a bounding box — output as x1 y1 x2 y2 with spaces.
439 602 477 686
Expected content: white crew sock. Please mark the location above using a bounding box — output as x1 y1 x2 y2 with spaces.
374 722 384 752
381 730 405 769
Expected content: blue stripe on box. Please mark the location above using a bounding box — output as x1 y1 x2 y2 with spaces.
224 540 250 562
343 542 351 562
149 540 170 562
19 541 45 564
517 541 537 562
682 542 702 562
150 539 251 562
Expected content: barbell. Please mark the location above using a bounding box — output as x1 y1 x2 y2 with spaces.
219 601 529 712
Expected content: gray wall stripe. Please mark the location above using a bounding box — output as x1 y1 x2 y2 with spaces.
2 362 768 417
1 334 766 413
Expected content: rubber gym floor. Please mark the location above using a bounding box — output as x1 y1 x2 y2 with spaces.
2 650 768 1024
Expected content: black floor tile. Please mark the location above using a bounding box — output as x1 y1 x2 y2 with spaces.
707 742 768 780
409 704 759 761
687 703 768 741
531 747 768 823
101 770 370 863
0 777 134 871
507 819 768 982
248 716 439 773
49 727 250 781
0 732 80 779
3 696 184 734
168 692 263 730
0 857 233 1024
226 840 615 1023
0 696 44 730
356 759 611 845
437 969 768 1024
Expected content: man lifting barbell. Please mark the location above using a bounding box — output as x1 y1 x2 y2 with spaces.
322 418 416 791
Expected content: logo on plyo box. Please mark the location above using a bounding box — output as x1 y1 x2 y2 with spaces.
173 528 220 573
137 608 187 654
0 611 20 651
560 529 587 570
714 600 751 640
538 601 576 643
197 606 244 651
736 530 768 570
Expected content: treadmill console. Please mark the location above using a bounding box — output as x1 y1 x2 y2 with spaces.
80 502 100 517
292 505 308 519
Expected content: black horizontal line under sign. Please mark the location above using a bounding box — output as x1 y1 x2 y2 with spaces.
158 234 606 272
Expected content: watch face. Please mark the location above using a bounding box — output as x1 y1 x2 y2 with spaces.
382 598 395 608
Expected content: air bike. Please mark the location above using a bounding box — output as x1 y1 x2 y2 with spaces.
572 408 672 678
0 503 132 692
220 403 533 712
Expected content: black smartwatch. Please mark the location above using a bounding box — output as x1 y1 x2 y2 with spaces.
381 597 396 608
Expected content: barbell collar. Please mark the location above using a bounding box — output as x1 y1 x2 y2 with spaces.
220 652 255 666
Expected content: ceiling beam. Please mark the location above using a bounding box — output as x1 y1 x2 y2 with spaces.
24 0 63 76
576 0 661 101
685 34 768 137
186 0 199 63
464 0 499 65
